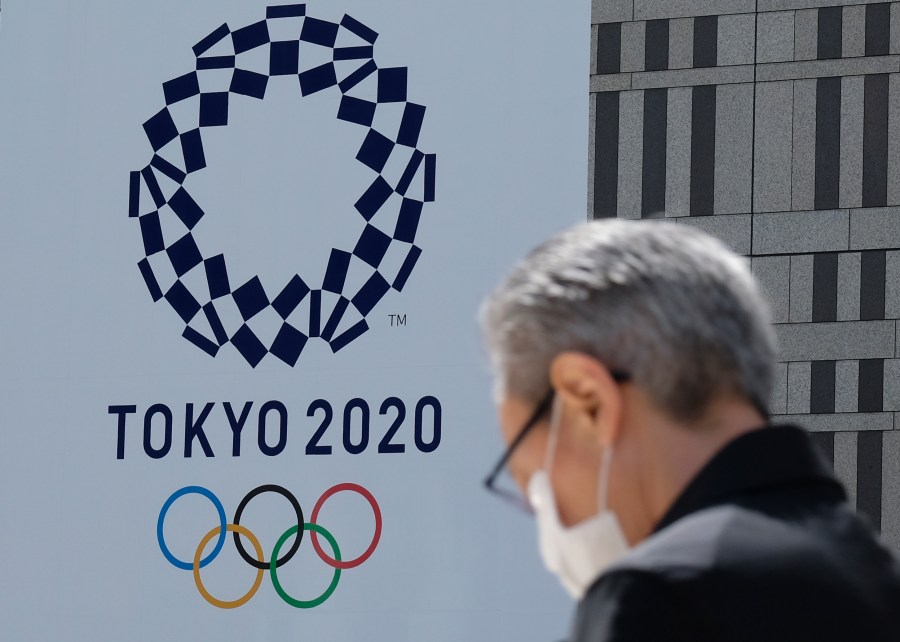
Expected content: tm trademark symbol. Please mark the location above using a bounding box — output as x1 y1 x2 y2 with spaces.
389 314 407 327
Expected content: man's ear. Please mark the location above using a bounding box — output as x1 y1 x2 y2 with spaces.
549 352 624 448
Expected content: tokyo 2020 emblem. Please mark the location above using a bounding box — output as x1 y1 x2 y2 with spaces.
128 4 436 367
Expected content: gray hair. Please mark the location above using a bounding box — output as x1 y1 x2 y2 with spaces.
479 220 778 422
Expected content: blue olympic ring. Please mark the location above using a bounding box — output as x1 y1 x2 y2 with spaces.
157 485 227 570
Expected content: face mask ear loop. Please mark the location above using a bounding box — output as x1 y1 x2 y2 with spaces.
543 394 562 476
598 445 614 514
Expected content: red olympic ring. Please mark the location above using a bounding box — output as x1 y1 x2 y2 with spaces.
310 482 382 570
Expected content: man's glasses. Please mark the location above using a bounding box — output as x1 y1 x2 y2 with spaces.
482 369 631 512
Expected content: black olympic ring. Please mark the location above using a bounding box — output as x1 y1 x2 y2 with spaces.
232 484 304 570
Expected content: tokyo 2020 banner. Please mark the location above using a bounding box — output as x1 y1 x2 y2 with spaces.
0 1 589 640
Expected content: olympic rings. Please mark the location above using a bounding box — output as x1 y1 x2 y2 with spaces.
157 483 381 608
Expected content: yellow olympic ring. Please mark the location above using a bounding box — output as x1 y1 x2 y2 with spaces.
193 524 265 609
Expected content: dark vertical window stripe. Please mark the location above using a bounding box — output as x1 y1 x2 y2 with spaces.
865 4 891 57
812 253 839 322
814 77 841 210
817 6 843 60
690 85 716 216
809 431 835 468
645 20 670 72
597 23 622 75
860 250 887 320
593 92 620 219
862 74 889 208
641 89 668 218
856 430 883 531
810 360 837 414
693 16 718 68
858 358 885 412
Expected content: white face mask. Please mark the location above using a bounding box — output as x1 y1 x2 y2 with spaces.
527 396 630 600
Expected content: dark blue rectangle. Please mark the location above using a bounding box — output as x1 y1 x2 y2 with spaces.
353 224 391 267
232 20 269 54
181 129 207 173
393 245 421 292
270 40 299 75
397 103 425 147
377 67 407 103
394 198 422 242
340 14 378 44
338 60 377 93
182 326 220 357
165 280 201 323
321 296 349 341
330 319 369 353
396 151 423 196
143 108 179 152
337 96 376 126
424 154 435 202
334 46 373 60
203 302 228 345
270 323 308 366
266 4 306 18
169 187 204 229
141 166 166 209
193 23 230 57
204 254 230 299
356 129 394 172
197 55 236 70
323 250 352 293
164 72 200 105
232 276 269 320
231 324 267 367
352 272 390 316
272 274 310 318
300 17 339 47
309 290 322 337
354 176 393 220
139 212 165 256
129 171 140 217
167 234 204 277
231 69 268 99
138 258 163 301
151 154 186 184
199 92 229 127
299 63 337 96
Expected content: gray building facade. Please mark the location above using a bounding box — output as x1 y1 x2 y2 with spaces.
589 0 900 548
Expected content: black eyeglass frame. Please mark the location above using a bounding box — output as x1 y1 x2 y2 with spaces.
482 369 632 509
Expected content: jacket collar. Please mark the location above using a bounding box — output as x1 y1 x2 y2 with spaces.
653 425 846 533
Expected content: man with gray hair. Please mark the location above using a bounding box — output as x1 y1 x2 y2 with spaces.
480 220 900 641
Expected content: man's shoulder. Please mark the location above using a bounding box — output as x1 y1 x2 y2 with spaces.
575 502 900 641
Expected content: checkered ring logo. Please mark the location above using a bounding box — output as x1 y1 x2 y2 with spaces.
128 4 435 367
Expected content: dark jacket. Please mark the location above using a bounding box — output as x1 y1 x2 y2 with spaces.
570 425 900 641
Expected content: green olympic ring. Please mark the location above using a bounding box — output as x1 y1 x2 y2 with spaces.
270 523 342 609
